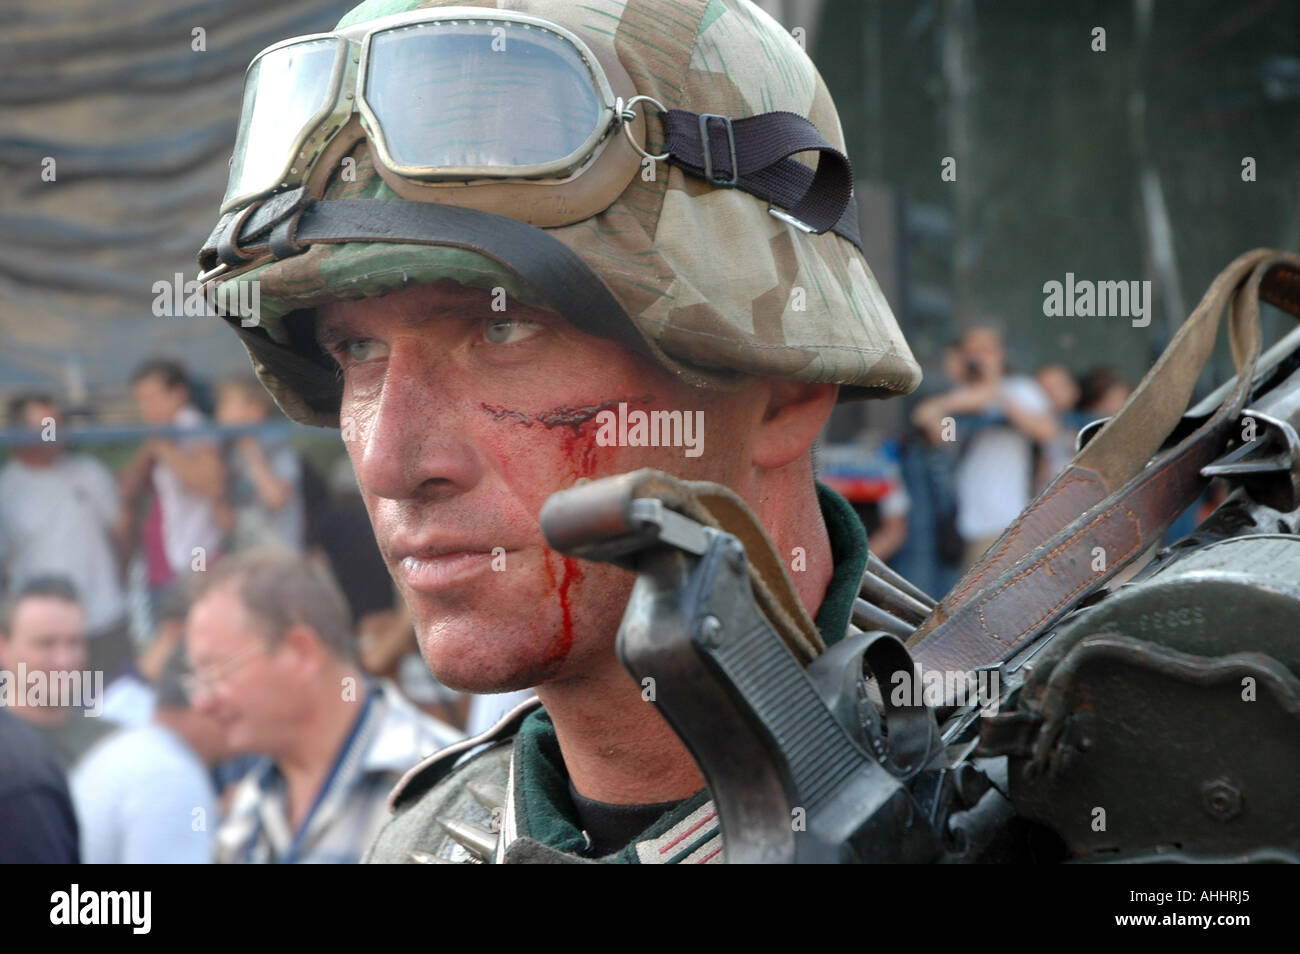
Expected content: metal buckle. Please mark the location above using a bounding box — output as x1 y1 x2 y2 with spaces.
698 113 738 187
768 206 818 233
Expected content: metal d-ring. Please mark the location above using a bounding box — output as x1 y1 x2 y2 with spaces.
616 95 670 162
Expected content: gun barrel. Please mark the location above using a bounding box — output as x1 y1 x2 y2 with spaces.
867 552 937 610
852 598 915 639
858 572 933 625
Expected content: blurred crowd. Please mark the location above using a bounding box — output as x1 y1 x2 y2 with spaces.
0 358 530 864
0 338 1195 864
820 326 1144 602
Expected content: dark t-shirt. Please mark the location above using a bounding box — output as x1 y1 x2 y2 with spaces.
567 780 686 857
0 709 80 863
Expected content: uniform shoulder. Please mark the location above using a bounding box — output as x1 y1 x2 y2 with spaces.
364 696 541 864
365 741 512 864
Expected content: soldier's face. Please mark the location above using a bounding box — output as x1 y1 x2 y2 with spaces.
317 280 759 694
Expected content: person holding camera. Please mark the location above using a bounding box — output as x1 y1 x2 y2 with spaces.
912 327 1058 571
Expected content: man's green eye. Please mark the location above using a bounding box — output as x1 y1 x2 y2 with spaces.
483 318 541 345
345 339 386 361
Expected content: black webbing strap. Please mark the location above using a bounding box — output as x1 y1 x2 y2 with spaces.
660 109 861 248
203 198 653 360
202 187 309 269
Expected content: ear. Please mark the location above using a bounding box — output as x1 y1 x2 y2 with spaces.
278 624 326 679
751 380 839 470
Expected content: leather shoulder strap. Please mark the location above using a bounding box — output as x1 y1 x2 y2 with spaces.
908 250 1300 675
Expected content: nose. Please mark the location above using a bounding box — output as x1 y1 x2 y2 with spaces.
349 339 485 503
53 643 86 674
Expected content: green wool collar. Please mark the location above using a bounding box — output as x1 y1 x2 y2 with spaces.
512 482 869 861
814 480 870 648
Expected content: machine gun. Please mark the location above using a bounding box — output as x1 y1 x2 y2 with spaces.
977 321 1300 862
539 250 1300 863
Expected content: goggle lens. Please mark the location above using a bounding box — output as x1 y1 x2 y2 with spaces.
225 37 342 208
364 19 606 175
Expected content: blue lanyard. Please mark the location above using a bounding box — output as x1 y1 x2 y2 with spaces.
244 684 377 864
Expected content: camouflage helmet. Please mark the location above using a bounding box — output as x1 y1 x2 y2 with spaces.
199 0 921 427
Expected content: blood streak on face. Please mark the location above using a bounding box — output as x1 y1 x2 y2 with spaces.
540 550 583 665
478 396 651 664
322 283 750 696
556 418 599 479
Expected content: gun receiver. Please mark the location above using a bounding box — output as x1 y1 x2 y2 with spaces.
1079 323 1300 512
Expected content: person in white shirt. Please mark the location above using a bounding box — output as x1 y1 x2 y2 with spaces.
0 394 132 677
118 360 225 623
912 327 1059 570
71 646 227 864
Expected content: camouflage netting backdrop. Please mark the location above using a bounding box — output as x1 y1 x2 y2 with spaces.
0 0 355 409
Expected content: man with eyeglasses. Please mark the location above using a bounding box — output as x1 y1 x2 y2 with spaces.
184 548 461 863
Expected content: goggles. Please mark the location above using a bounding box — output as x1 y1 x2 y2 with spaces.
203 6 862 285
221 8 647 226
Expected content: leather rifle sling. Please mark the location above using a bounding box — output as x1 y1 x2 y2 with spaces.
907 250 1300 676
623 470 827 666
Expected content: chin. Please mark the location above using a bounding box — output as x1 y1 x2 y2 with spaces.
404 552 633 693
432 666 558 696
413 615 575 695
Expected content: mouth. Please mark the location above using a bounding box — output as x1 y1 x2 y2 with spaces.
395 544 508 593
214 711 240 731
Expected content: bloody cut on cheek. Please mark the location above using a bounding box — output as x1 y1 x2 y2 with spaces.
479 395 652 481
473 395 654 669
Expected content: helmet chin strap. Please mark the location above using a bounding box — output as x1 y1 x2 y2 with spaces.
202 193 655 360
